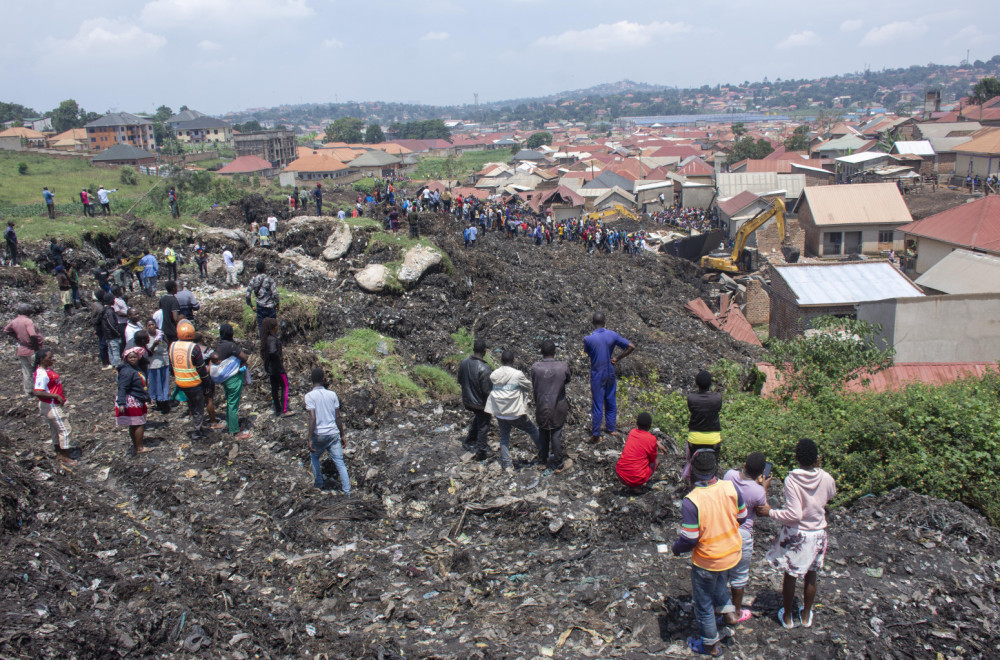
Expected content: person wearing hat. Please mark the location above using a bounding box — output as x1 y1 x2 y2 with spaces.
673 449 747 656
684 370 723 481
169 320 209 441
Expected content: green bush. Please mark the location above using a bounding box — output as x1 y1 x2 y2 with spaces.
413 365 460 397
17 162 28 175
352 177 377 195
119 166 138 186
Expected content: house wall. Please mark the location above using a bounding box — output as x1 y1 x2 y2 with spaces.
954 153 1000 178
745 278 770 325
86 124 155 153
799 202 904 256
0 136 24 151
682 186 714 209
912 236 956 274
176 127 232 144
857 293 1000 362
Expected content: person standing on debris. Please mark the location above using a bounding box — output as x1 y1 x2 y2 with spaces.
5 221 18 266
196 246 209 280
159 280 182 345
672 449 747 657
457 338 493 460
145 318 170 414
116 346 151 455
176 280 200 323
139 249 159 296
757 439 836 630
583 312 634 443
313 183 323 215
93 260 112 296
96 185 116 215
32 348 78 466
66 262 83 308
267 214 278 241
168 187 180 218
49 237 64 268
246 261 279 338
408 207 420 239
305 366 350 493
222 246 238 286
260 317 291 418
163 241 178 282
484 349 540 471
43 187 55 219
170 320 209 441
616 412 671 493
215 323 253 440
530 340 571 471
89 290 110 369
101 291 123 368
4 303 43 395
55 266 73 316
723 452 771 624
684 370 723 481
258 221 271 248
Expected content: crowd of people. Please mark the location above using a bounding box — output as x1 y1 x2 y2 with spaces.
5 189 838 649
650 204 719 233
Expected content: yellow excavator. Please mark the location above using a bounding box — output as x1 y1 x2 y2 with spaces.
700 197 786 273
583 204 638 223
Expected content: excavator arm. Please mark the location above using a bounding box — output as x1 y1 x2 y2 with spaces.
701 197 786 272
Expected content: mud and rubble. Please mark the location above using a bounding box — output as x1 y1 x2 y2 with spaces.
0 197 997 659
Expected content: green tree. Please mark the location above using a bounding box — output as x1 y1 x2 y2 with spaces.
783 124 810 151
324 117 365 143
971 76 1000 104
726 135 775 164
119 166 138 186
17 162 28 175
242 120 262 133
765 316 895 401
525 131 553 150
731 121 747 137
154 105 173 122
387 119 451 140
364 124 385 144
51 99 83 132
179 104 189 112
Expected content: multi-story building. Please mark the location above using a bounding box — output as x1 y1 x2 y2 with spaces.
85 112 155 153
233 129 296 167
167 109 233 145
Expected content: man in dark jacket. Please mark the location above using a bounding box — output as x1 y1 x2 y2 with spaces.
530 340 572 471
683 370 723 481
457 338 493 460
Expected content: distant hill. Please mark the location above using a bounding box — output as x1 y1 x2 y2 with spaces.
225 57 1000 129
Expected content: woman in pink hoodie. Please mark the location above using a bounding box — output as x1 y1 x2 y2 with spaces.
756 438 836 629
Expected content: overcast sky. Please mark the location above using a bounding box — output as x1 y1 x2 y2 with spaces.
4 0 996 116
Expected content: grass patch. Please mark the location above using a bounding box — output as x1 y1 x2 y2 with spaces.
318 328 428 403
412 150 506 180
348 216 381 230
413 364 460 398
365 231 453 276
442 326 498 371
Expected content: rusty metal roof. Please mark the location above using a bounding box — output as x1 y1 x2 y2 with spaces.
757 362 1000 396
794 182 912 227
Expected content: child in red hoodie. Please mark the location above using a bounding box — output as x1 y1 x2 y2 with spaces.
616 412 669 493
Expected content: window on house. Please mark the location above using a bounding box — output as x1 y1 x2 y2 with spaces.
878 230 894 243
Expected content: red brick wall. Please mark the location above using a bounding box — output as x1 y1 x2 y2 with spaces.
745 278 770 326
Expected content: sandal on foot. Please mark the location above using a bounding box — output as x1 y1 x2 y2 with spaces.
777 607 797 629
687 637 722 657
799 606 813 628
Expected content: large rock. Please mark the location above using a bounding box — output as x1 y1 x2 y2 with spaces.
280 247 337 280
197 227 252 247
321 223 353 261
206 255 243 278
355 264 389 292
396 245 443 284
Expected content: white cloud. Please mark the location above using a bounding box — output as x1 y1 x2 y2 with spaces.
776 30 818 49
141 0 313 27
840 19 863 31
947 25 992 46
861 20 927 46
420 31 449 41
198 40 222 51
321 38 344 48
535 20 690 52
43 18 166 59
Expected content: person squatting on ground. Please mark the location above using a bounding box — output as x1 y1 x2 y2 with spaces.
457 339 493 460
616 412 671 493
305 367 350 493
115 346 151 455
170 320 209 441
484 349 540 471
247 261 279 338
260 317 291 418
5 303 43 395
673 449 747 657
757 438 837 629
32 347 77 466
530 340 571 471
583 312 634 443
722 452 771 623
684 370 723 481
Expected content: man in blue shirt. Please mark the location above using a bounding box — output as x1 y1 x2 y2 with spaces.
138 249 159 297
583 312 634 443
43 187 55 219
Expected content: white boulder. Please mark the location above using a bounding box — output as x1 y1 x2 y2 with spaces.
321 223 353 261
396 245 442 284
355 264 389 292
